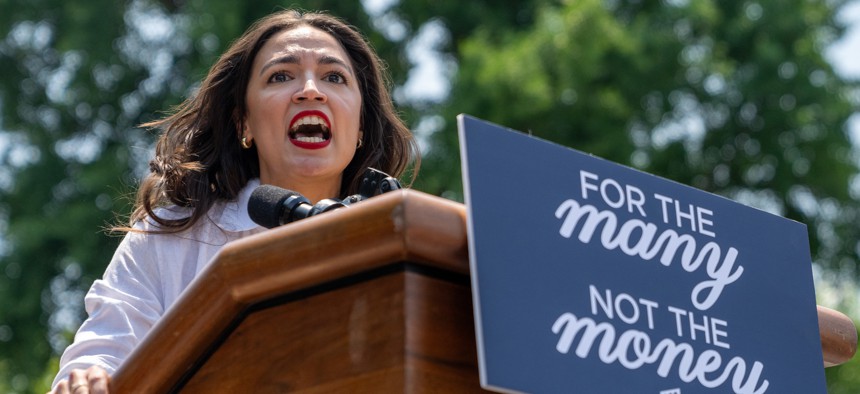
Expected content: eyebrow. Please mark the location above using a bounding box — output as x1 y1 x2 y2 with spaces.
259 54 353 77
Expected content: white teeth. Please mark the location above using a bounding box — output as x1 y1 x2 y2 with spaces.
292 115 329 131
295 136 326 143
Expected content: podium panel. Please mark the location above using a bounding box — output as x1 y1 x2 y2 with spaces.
179 266 484 392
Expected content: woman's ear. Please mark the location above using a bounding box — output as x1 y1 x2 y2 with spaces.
238 120 254 149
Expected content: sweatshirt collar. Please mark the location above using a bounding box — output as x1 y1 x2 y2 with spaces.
211 178 262 232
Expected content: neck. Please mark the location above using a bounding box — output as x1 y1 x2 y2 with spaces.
263 175 342 204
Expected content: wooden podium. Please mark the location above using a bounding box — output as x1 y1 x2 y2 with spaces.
111 190 857 393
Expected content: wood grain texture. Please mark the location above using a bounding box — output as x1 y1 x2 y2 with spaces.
109 190 857 393
179 269 486 392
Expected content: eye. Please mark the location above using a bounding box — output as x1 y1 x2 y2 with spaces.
324 71 348 84
267 71 291 83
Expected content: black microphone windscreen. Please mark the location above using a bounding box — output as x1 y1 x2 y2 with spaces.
248 185 297 229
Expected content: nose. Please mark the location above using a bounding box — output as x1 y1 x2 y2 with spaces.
293 79 327 103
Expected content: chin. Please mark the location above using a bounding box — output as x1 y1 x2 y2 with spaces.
288 161 344 179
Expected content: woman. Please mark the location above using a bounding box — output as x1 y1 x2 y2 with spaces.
51 9 418 393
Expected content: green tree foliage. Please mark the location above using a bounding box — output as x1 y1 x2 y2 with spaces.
0 2 143 390
1 0 859 392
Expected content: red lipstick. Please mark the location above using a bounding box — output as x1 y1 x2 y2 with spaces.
289 110 332 150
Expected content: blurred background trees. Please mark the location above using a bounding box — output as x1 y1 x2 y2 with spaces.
0 0 857 392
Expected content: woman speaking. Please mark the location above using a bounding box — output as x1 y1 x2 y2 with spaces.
51 9 418 393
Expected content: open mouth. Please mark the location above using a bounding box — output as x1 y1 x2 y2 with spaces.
289 112 331 149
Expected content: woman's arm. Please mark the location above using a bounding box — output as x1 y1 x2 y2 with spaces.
51 230 165 390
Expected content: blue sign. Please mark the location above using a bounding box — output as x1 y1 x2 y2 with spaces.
459 115 825 394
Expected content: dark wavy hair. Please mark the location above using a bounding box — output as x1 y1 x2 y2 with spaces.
125 10 419 233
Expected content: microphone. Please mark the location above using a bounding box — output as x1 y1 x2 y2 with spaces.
248 185 346 228
248 168 402 229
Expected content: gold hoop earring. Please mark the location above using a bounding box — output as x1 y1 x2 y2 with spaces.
241 137 253 149
356 138 363 149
